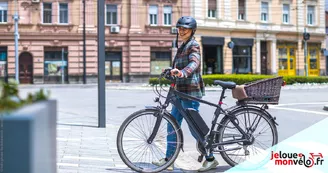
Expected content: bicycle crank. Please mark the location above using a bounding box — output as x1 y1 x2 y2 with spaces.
213 146 242 152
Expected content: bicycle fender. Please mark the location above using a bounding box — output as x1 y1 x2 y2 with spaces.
144 106 185 152
229 105 279 126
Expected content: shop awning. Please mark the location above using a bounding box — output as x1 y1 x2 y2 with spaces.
231 38 254 46
201 36 225 46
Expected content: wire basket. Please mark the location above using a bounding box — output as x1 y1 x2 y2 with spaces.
243 76 283 105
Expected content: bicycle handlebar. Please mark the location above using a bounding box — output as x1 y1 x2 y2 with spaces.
160 67 176 83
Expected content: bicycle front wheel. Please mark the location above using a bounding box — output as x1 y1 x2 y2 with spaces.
116 109 182 173
217 107 278 169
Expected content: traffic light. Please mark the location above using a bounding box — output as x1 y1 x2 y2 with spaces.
303 32 310 41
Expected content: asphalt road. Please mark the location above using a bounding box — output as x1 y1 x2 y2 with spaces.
18 86 328 172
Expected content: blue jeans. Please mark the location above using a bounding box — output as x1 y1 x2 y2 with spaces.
166 97 213 159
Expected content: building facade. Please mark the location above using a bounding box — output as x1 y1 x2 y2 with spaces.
0 0 188 84
193 0 327 77
0 0 327 84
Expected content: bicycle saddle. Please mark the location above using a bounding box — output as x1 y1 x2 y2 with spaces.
214 80 236 89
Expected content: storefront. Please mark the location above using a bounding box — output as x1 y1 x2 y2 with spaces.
231 38 254 74
105 51 122 82
43 47 69 84
150 47 171 76
307 43 320 76
0 47 7 82
277 42 297 76
201 36 224 74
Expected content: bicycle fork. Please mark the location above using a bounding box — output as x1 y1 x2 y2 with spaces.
147 111 163 144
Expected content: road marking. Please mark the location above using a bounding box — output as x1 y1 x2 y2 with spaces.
271 107 328 116
271 102 328 107
57 163 79 167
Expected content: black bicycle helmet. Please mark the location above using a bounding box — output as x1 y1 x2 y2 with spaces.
172 16 197 62
176 16 197 31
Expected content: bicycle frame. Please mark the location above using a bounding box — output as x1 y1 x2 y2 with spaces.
147 84 252 154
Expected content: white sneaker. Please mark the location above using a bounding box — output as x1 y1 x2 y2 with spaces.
152 158 174 171
198 159 219 172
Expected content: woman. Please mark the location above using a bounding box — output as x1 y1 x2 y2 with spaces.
153 16 219 172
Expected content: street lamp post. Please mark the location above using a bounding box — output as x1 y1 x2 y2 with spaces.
83 0 86 84
97 0 106 128
14 0 19 84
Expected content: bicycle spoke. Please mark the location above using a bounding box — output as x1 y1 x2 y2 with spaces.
126 126 146 140
125 141 146 156
253 124 270 138
129 142 148 162
254 139 270 149
133 117 148 139
136 144 149 168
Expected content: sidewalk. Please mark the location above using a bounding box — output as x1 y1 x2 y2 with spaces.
19 82 328 91
56 111 229 173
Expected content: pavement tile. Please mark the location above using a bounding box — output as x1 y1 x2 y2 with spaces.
58 165 79 169
57 170 78 173
59 159 81 164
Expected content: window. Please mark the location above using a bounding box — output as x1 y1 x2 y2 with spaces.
0 48 7 78
150 51 171 75
283 4 290 24
44 50 68 83
278 48 287 70
238 0 245 20
261 2 269 22
233 46 252 73
59 3 68 24
43 3 52 23
289 48 294 69
106 5 117 25
105 52 121 80
307 5 315 25
163 6 172 25
208 0 216 18
0 2 7 23
149 5 158 25
309 48 318 69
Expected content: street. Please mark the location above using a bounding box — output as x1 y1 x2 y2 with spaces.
18 85 328 173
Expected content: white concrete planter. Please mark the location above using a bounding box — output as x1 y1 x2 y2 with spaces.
1 100 57 173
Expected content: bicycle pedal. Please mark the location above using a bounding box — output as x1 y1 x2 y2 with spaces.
198 155 204 162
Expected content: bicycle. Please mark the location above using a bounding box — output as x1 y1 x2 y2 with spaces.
117 68 283 173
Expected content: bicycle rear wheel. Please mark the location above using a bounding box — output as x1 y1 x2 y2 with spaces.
116 109 182 173
217 107 278 169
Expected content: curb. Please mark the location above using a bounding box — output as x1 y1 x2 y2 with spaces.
324 105 328 111
18 84 328 91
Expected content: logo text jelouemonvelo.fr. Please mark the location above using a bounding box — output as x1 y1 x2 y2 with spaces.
271 151 324 168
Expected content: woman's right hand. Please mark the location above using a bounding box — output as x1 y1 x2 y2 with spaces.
171 68 183 77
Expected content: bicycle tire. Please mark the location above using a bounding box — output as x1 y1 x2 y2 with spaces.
217 107 278 169
116 109 182 173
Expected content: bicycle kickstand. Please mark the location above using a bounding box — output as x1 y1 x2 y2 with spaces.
198 154 204 163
